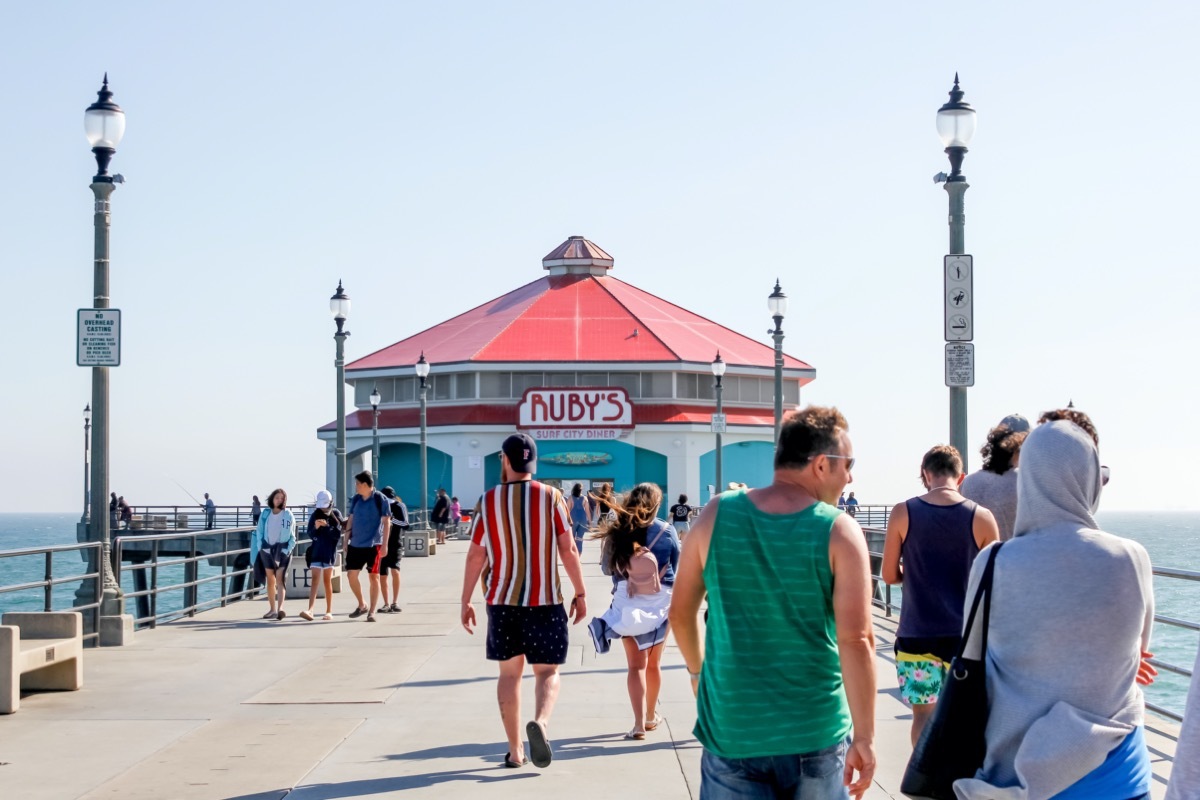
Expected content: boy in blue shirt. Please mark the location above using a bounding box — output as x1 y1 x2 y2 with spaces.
344 470 390 622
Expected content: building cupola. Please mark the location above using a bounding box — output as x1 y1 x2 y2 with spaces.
541 235 614 276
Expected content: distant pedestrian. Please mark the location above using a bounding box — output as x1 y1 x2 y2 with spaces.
432 488 451 545
1166 640 1199 799
589 483 680 740
118 496 132 529
460 433 587 769
299 490 341 621
669 494 693 537
590 483 616 525
343 471 390 622
568 484 593 554
954 411 1156 799
203 493 216 529
109 492 118 529
251 488 295 621
251 495 262 525
670 405 877 799
837 491 846 510
960 413 1031 541
450 496 462 535
881 444 999 745
379 486 407 613
845 491 859 517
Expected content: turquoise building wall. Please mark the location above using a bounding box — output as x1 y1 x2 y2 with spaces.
699 441 775 500
378 443 453 511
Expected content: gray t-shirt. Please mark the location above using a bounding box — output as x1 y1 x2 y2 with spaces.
960 468 1019 541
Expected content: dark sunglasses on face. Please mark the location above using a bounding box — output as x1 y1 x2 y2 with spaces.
824 454 855 471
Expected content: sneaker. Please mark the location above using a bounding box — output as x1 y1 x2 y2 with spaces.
299 610 314 621
389 603 402 613
377 604 391 614
349 606 367 619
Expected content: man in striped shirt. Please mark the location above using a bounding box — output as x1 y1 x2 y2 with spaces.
461 433 587 770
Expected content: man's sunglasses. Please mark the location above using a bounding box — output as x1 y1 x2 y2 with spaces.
824 454 855 471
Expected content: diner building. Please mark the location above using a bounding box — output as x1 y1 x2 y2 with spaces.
317 236 815 512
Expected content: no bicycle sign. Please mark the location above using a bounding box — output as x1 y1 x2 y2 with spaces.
77 308 121 367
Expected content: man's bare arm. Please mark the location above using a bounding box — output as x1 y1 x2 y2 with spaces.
830 513 876 799
668 497 717 694
881 501 907 584
460 543 488 633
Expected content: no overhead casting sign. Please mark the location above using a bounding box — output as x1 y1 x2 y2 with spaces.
77 309 121 367
518 387 634 441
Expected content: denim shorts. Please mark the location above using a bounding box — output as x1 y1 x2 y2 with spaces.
308 562 333 569
700 738 850 800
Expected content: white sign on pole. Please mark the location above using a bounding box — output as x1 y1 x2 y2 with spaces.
944 254 973 342
945 343 975 387
77 309 121 367
711 413 727 433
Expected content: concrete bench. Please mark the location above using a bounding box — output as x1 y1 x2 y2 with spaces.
1 612 83 714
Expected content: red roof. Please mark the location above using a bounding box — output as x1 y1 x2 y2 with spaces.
319 404 778 432
348 237 813 373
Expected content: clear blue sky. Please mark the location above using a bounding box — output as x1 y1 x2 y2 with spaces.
3 2 1196 513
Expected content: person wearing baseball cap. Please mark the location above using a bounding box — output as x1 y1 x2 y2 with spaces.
960 414 1031 541
460 432 587 769
299 489 343 621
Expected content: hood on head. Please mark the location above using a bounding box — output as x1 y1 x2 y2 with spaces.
1013 419 1102 537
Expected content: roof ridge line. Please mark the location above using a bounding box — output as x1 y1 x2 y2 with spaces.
468 276 558 361
593 275 679 360
347 275 548 369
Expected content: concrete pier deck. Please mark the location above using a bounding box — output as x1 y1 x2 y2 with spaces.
0 540 1180 799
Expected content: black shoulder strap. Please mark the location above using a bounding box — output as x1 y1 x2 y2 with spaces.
958 542 1003 659
375 492 386 517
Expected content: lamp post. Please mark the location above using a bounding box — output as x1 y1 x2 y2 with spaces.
84 75 126 619
370 385 381 483
936 73 977 467
768 280 787 444
82 404 92 523
330 281 351 511
711 352 726 497
415 353 430 528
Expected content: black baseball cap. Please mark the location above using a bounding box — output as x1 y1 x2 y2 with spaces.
502 433 537 474
381 486 396 499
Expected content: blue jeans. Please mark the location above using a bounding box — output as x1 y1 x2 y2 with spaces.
572 522 587 554
700 738 849 800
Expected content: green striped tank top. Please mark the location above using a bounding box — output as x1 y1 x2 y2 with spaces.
694 490 851 758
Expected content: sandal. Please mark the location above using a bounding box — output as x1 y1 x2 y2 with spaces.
526 721 553 768
262 610 276 620
322 613 333 621
624 729 647 740
645 714 664 731
299 611 314 621
503 752 527 768
276 610 286 621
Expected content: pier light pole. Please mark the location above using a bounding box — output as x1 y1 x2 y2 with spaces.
82 404 91 523
415 353 430 528
330 281 351 511
711 352 726 498
768 280 787 445
85 75 126 621
936 74 977 468
370 385 381 483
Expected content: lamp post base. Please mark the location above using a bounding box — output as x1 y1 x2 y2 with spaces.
98 612 134 646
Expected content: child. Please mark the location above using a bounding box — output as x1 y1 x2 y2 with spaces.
299 489 341 621
449 496 462 537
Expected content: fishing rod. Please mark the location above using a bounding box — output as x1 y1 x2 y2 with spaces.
167 476 203 506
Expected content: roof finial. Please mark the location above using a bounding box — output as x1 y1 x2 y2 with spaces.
103 72 109 88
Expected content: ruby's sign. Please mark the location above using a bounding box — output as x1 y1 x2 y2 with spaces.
518 387 634 430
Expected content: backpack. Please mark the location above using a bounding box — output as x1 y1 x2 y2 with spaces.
624 526 669 598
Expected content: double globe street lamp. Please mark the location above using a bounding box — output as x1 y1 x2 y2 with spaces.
330 282 351 511
415 353 431 528
768 280 788 444
370 385 382 484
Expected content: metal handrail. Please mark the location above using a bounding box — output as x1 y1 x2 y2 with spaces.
0 542 104 644
861 526 1197 722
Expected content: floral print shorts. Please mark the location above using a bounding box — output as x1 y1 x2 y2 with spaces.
895 652 951 706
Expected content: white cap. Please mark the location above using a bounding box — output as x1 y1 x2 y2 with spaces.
314 489 333 509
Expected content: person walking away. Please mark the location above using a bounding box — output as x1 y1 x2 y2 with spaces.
251 488 296 620
300 489 341 621
343 471 390 623
669 494 693 538
881 444 999 745
450 496 462 536
953 410 1157 800
203 493 216 530
379 486 407 613
845 491 858 518
432 488 451 545
460 433 587 769
960 414 1031 541
589 483 680 739
669 405 877 799
251 494 262 526
568 484 592 554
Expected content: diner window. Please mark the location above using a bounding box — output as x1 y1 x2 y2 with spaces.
697 374 715 400
784 381 800 405
433 375 451 400
677 373 697 399
456 373 476 399
375 379 395 404
579 372 607 387
354 382 373 406
513 372 544 395
547 372 577 387
609 372 641 398
395 377 416 403
479 372 511 398
644 372 673 398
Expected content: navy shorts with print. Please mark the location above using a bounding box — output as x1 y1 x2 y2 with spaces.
486 604 569 664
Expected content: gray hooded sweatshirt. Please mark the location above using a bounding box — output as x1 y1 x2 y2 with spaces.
954 420 1154 800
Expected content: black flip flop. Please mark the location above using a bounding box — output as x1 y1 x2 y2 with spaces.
526 721 552 768
504 752 527 768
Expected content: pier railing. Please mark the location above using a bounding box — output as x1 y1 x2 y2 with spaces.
0 542 103 645
862 526 1198 723
112 504 430 532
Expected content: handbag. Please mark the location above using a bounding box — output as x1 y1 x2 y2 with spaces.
900 542 1003 800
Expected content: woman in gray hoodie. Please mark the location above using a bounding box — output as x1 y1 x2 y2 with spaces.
955 414 1155 800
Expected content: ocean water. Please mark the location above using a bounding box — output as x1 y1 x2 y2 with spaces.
0 510 1197 716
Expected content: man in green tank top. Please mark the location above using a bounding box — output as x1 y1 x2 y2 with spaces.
669 405 877 799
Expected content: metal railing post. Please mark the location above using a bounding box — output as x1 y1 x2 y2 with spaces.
150 540 159 627
44 551 53 611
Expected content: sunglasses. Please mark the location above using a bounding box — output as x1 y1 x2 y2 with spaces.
824 454 856 471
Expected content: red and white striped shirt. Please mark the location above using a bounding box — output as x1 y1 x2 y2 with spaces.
469 480 571 606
